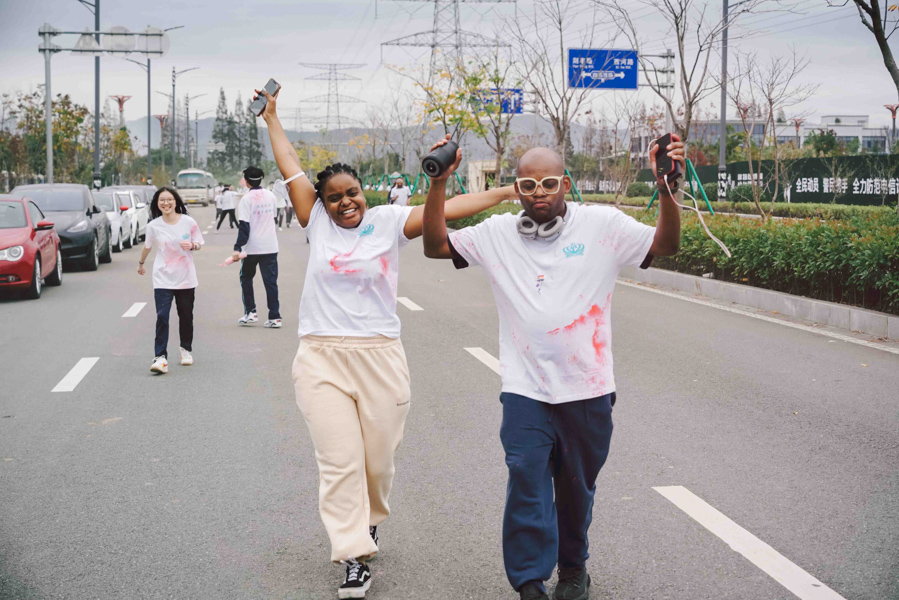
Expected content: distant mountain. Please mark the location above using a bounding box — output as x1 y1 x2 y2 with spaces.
124 113 590 171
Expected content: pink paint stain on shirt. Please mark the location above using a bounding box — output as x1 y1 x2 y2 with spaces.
379 256 390 275
548 296 611 362
330 250 360 274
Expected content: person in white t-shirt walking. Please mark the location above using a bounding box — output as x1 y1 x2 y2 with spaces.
422 139 685 600
256 84 516 599
271 180 289 230
232 166 281 328
387 178 411 207
216 184 238 231
137 187 204 374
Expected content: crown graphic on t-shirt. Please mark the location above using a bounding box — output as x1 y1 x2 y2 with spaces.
563 243 585 257
358 224 375 237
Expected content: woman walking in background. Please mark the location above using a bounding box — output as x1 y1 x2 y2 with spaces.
137 187 204 374
257 85 516 598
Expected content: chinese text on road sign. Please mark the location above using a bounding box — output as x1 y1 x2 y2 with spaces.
568 49 638 90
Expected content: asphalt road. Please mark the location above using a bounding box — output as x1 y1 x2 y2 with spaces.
1 205 897 600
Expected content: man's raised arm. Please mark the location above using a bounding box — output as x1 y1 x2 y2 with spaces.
421 137 462 258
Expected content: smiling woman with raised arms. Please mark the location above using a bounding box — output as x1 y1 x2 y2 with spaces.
255 85 515 598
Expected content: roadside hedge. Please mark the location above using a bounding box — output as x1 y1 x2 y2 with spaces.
627 209 899 315
626 182 654 198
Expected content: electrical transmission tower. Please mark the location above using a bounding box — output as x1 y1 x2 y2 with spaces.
381 0 515 76
109 95 132 128
297 63 366 132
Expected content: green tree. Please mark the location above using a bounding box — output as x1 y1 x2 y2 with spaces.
208 88 230 172
243 97 263 167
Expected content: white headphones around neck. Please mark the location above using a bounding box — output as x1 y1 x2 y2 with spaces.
517 211 566 241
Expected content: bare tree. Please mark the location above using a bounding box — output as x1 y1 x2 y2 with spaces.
596 0 778 144
726 53 769 220
385 88 418 174
599 93 645 207
752 49 816 213
507 0 605 161
828 0 899 101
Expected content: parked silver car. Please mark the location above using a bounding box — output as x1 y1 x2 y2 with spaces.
101 185 152 244
92 191 133 252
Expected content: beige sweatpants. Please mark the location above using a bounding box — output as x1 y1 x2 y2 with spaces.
292 335 411 563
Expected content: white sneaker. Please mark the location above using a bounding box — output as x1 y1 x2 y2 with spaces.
150 356 168 374
238 311 258 325
278 227 283 231
264 319 282 328
180 347 193 366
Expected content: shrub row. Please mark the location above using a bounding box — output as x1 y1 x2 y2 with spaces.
581 193 896 220
626 209 899 315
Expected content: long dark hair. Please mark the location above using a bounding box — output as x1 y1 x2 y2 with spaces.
314 163 362 200
150 187 189 219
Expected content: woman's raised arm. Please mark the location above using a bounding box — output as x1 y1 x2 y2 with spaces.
257 87 317 227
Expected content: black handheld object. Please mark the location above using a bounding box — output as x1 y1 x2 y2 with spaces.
421 140 459 178
654 133 682 182
249 78 281 116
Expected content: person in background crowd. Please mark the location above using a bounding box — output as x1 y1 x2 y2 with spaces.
257 84 517 599
216 184 238 232
387 177 411 207
420 136 685 600
137 187 204 374
272 180 289 231
232 166 282 329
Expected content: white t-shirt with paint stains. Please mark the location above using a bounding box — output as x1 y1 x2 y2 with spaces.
144 215 204 290
449 202 655 404
237 189 279 255
297 200 414 338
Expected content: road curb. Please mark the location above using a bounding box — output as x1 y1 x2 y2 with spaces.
619 265 899 342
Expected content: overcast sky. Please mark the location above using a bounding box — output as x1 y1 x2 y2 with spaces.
1 0 896 135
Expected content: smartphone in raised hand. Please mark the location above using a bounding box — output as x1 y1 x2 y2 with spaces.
249 78 281 116
654 133 682 182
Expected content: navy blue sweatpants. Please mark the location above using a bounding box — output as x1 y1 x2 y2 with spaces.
239 253 280 320
500 392 615 593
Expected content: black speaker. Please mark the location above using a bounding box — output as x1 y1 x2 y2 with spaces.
421 140 459 178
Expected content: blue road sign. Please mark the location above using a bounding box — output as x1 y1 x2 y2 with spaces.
568 49 638 90
478 88 523 114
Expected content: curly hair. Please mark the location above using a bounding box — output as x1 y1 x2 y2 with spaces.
314 163 361 200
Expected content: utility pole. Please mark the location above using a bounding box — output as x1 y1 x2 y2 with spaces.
381 0 514 79
184 93 206 167
154 114 168 181
39 25 60 183
297 63 366 132
718 0 729 200
165 66 199 184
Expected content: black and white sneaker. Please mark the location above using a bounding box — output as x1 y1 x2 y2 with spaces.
338 559 371 599
369 525 378 546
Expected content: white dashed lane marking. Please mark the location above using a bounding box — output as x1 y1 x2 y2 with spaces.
52 358 100 393
122 302 147 318
397 297 423 311
654 486 847 600
464 347 500 375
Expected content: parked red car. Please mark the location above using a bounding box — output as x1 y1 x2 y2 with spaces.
0 195 63 299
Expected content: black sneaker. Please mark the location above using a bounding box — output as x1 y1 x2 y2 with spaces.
553 567 590 600
520 581 550 600
338 559 371 599
369 525 378 546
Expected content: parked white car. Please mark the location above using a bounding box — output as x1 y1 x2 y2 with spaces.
101 186 151 244
92 191 133 253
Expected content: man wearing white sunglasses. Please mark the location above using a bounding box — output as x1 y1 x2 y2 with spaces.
422 138 685 600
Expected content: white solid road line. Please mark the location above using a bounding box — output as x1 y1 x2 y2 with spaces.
617 280 899 356
464 347 501 375
52 357 100 393
122 302 147 318
397 297 424 311
654 486 847 600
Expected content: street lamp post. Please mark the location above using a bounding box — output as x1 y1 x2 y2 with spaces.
885 104 899 152
790 118 805 148
718 0 729 200
167 67 199 184
184 93 206 168
154 114 168 179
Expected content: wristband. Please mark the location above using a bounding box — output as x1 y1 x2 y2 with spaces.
139 261 144 265
283 171 306 185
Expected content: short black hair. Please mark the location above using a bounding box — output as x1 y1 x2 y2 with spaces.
244 166 264 186
314 163 361 200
